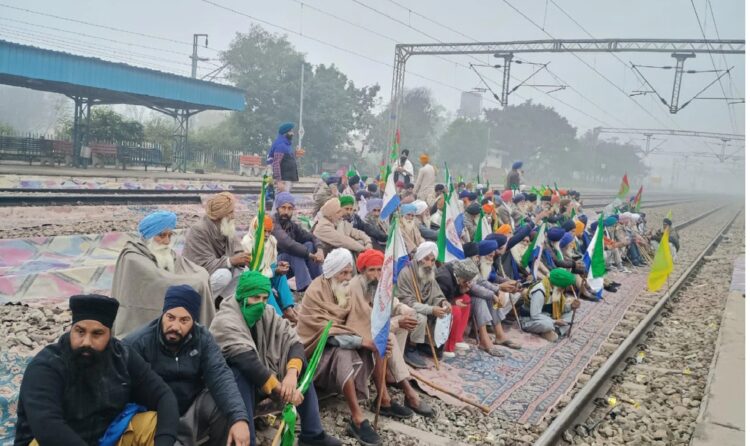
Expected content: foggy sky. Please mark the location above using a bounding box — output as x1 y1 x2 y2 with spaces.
0 0 744 179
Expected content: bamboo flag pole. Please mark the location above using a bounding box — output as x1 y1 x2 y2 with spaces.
409 266 441 370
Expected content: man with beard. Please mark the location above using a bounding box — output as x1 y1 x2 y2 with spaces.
460 202 482 243
497 190 516 229
268 122 299 193
183 192 250 300
241 215 297 322
124 285 251 446
211 271 342 446
505 161 523 190
521 268 581 341
394 242 449 364
296 249 381 446
312 176 340 217
362 198 388 251
435 255 479 357
392 149 414 185
112 211 214 338
412 199 438 242
272 192 324 292
350 250 435 418
312 197 371 255
15 294 179 446
466 240 523 354
399 203 425 255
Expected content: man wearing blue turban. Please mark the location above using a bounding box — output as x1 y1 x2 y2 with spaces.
505 160 524 190
112 210 215 338
267 122 299 194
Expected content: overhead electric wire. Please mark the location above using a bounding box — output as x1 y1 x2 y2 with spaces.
688 0 738 132
706 0 743 103
198 0 504 106
348 0 620 125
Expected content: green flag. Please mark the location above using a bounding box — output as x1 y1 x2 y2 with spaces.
280 321 333 446
591 214 606 278
473 205 484 242
249 176 268 271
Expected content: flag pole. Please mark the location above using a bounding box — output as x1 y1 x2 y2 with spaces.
566 286 579 338
373 260 396 429
409 265 441 370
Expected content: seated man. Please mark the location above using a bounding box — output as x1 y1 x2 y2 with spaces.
296 249 380 446
361 198 388 251
272 192 325 292
468 239 522 352
124 285 251 446
183 192 250 300
412 200 438 241
112 210 214 338
650 217 680 261
350 250 434 418
241 215 297 322
460 202 482 242
312 175 340 217
520 268 581 342
394 242 450 363
312 197 371 255
435 258 480 357
15 294 179 446
399 203 425 254
210 271 341 446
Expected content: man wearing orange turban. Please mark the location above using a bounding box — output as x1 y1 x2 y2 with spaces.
413 153 437 202
350 249 435 418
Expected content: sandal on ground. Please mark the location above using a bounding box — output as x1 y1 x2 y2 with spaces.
479 346 506 358
493 339 522 350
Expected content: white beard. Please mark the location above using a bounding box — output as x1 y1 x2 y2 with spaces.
220 217 236 238
479 257 494 280
146 239 175 272
402 219 416 232
331 279 351 308
416 265 435 284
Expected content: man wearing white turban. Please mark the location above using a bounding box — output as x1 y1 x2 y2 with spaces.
394 241 449 367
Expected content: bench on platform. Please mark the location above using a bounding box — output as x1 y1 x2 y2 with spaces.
0 135 53 165
117 145 172 171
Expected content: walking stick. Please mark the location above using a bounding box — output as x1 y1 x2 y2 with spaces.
566 286 579 338
409 266 441 370
509 290 524 332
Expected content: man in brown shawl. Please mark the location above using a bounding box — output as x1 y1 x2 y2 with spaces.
398 203 425 255
210 271 341 446
312 197 370 255
296 248 382 446
351 249 435 418
112 210 214 338
182 192 251 301
394 241 450 363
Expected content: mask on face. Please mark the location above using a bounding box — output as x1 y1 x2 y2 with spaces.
286 133 293 142
240 300 266 327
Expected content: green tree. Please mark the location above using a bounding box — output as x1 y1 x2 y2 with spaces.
58 108 144 142
367 88 445 161
437 117 491 173
222 25 379 173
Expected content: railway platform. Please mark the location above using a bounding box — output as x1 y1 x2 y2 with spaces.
691 256 745 446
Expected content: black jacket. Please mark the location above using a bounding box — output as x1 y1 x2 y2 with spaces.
352 214 387 250
272 213 321 259
124 319 248 425
15 333 179 446
435 263 461 303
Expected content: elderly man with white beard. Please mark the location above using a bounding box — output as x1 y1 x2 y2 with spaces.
183 192 251 301
112 211 215 338
466 239 523 353
398 203 425 255
394 241 450 365
296 248 383 446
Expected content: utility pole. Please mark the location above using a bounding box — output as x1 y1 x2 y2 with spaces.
668 53 695 114
298 63 305 153
190 34 209 78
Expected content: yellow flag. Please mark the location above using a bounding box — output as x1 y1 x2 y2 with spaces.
647 228 674 291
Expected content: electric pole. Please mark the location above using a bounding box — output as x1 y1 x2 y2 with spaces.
191 34 209 78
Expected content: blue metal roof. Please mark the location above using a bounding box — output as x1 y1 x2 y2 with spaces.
0 39 246 111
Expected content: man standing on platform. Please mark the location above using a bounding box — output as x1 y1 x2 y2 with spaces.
267 122 300 193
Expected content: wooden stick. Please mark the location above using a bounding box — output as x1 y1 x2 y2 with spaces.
410 372 491 414
409 266 441 370
271 420 285 446
509 293 524 332
566 287 579 338
373 355 388 428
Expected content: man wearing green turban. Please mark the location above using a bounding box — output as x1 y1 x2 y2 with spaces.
520 268 580 342
210 270 342 446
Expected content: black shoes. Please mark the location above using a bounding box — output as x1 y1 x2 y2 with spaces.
299 431 343 446
347 419 381 446
404 346 428 369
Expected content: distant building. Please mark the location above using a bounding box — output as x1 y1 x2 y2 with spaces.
458 91 482 119
480 147 509 184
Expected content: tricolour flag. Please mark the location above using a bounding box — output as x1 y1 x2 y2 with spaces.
372 218 409 357
437 191 464 262
249 176 268 271
617 174 630 199
279 320 333 446
357 194 369 220
379 169 400 221
647 228 674 292
521 223 546 278
584 214 606 297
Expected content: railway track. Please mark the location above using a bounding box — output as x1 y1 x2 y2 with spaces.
534 204 742 445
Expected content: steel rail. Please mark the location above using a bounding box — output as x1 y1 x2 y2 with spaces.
534 204 740 445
